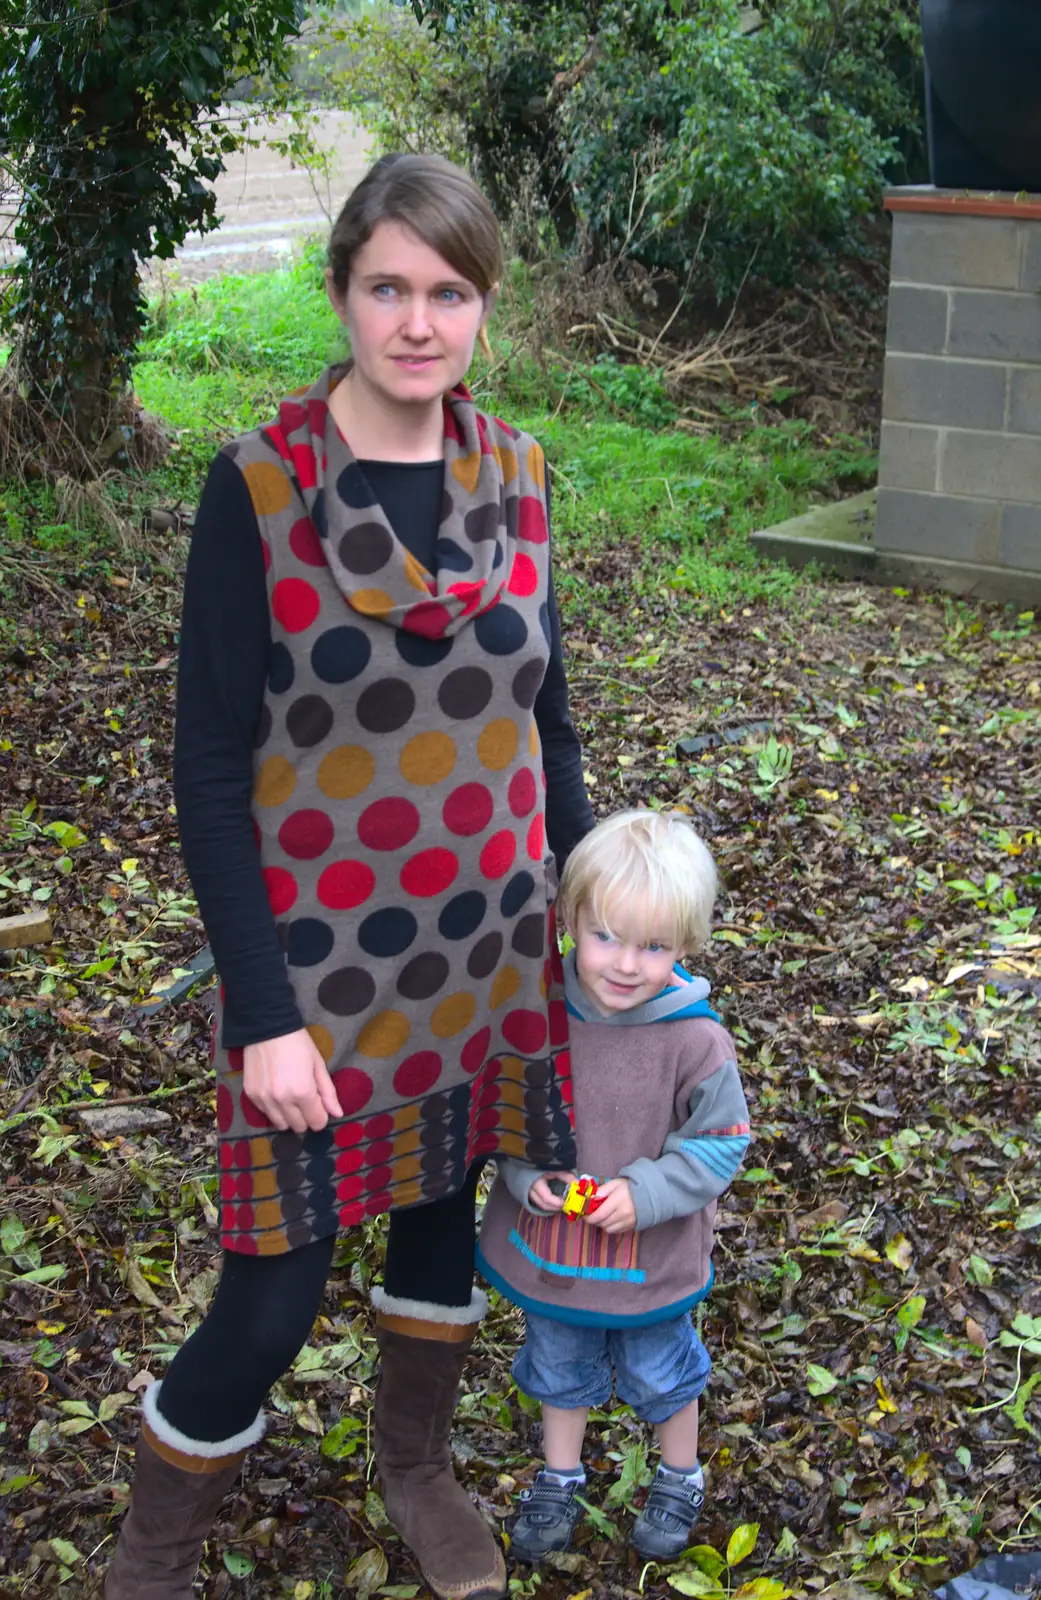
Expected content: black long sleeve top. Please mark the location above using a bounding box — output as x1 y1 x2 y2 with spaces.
173 451 593 1048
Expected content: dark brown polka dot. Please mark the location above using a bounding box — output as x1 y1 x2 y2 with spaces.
397 952 450 1001
465 502 501 543
438 667 493 720
338 521 393 575
358 678 416 733
512 657 545 710
318 967 377 1017
286 695 334 748
511 913 546 960
467 931 503 980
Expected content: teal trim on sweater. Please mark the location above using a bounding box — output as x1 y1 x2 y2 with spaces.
476 1247 714 1328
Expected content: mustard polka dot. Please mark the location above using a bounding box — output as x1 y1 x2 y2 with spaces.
254 756 296 807
499 1053 526 1081
478 718 519 771
307 1023 335 1063
431 992 477 1038
253 1169 280 1200
404 550 433 593
350 589 394 618
257 1229 290 1255
389 1155 424 1183
319 744 375 800
452 452 481 494
500 1106 527 1135
498 1132 528 1159
528 721 540 758
501 1080 526 1109
400 731 457 786
357 1010 411 1058
253 1199 285 1231
494 445 518 484
490 965 521 1010
393 1103 423 1132
527 442 546 492
393 1180 426 1208
243 460 293 516
250 1137 275 1166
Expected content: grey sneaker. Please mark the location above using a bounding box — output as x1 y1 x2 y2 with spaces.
630 1466 704 1560
509 1471 583 1563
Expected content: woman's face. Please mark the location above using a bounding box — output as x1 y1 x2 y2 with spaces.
329 219 489 409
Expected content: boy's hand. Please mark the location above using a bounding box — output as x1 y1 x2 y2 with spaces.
529 1173 576 1210
588 1178 636 1233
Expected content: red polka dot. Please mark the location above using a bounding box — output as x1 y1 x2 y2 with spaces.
335 1121 364 1148
478 1077 500 1108
289 517 326 567
264 865 298 916
340 1202 366 1227
220 1232 237 1251
461 1026 491 1074
291 442 318 491
336 1149 365 1176
252 820 262 850
560 1075 574 1107
220 1173 237 1200
405 601 453 639
216 1085 234 1132
365 1193 392 1218
508 551 538 597
447 579 486 617
526 812 545 861
556 1048 572 1081
227 1046 244 1073
358 797 420 852
233 1139 252 1168
279 401 307 434
473 1131 501 1155
317 859 376 910
476 1108 500 1133
549 998 569 1046
272 577 321 633
240 1091 273 1129
443 783 494 837
308 399 328 437
508 768 537 817
234 1172 253 1199
279 809 334 861
331 1067 374 1115
394 1051 443 1097
501 1009 549 1054
401 847 459 898
367 1140 395 1166
366 1165 392 1192
236 1203 255 1231
366 1113 395 1139
518 497 548 544
480 829 517 879
260 536 271 574
337 1176 364 1203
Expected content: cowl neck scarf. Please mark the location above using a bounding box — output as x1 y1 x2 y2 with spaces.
262 363 545 641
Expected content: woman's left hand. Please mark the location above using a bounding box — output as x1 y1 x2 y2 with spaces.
589 1178 636 1234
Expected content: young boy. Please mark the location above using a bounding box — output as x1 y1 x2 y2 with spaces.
476 810 750 1563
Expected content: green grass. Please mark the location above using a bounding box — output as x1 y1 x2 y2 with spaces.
8 246 877 620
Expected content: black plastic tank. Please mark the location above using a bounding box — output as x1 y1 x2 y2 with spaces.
921 0 1041 190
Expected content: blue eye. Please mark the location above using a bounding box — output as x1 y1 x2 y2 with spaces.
647 942 664 953
373 284 397 298
596 931 611 943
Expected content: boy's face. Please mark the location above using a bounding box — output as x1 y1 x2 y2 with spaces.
571 902 685 1017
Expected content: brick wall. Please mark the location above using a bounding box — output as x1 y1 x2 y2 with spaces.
877 196 1041 584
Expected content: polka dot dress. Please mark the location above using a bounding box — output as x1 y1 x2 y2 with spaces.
213 366 576 1255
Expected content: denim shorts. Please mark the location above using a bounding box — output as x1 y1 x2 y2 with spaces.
512 1310 711 1424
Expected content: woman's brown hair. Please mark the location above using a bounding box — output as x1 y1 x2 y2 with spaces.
328 153 503 296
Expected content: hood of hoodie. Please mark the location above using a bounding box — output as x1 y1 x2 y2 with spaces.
563 949 721 1027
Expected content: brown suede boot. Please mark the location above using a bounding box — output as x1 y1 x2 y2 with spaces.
104 1386 259 1599
372 1289 506 1600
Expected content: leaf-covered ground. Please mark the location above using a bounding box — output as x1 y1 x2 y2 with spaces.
1 267 1039 1596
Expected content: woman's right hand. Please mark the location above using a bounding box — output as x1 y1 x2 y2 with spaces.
242 1029 344 1133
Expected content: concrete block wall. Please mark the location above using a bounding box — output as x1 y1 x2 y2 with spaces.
877 194 1041 588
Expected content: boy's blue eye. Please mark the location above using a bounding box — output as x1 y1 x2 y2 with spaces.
647 942 664 953
595 931 611 943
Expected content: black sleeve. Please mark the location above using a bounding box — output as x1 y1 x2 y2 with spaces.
173 453 304 1049
534 481 595 871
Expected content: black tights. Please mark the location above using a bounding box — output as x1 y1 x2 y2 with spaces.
158 1165 484 1443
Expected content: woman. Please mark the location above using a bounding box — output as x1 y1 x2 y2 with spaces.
104 153 593 1600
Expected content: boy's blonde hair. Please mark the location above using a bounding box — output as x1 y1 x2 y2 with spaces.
557 810 718 953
